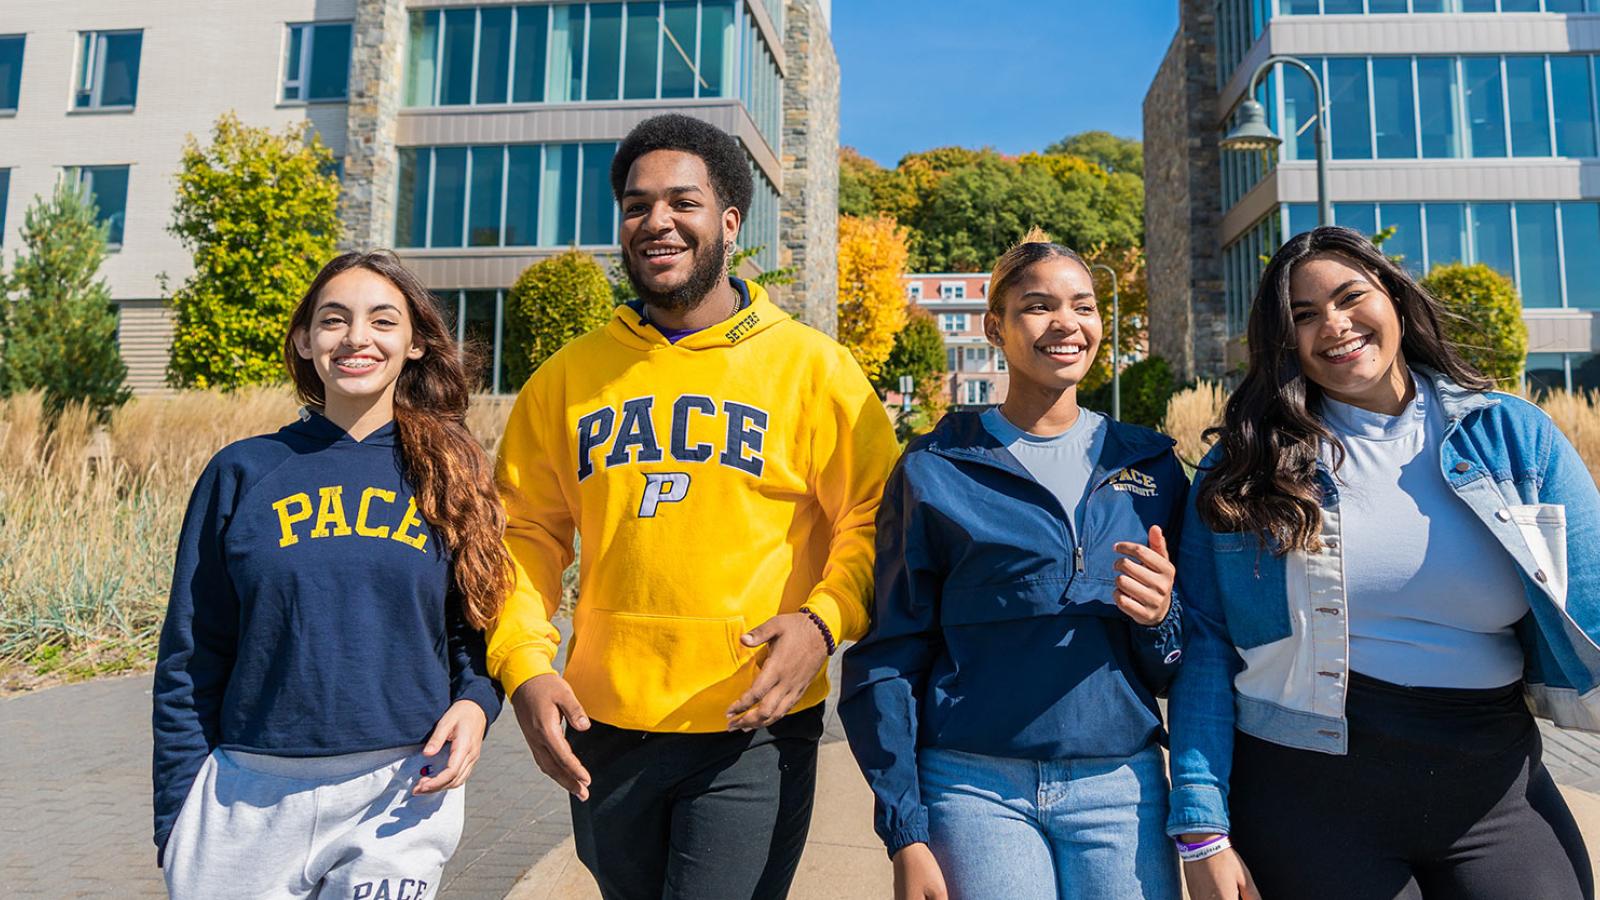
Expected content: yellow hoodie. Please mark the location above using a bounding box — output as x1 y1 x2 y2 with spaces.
488 280 899 732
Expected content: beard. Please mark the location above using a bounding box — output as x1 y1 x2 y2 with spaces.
623 232 728 312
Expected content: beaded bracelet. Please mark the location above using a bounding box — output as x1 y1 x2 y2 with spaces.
798 606 837 656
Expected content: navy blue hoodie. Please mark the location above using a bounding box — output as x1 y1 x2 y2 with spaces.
151 412 502 856
838 411 1187 856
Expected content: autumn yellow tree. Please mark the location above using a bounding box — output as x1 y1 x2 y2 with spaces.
837 215 910 381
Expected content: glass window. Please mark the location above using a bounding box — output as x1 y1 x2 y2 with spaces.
0 36 24 112
285 23 352 102
1516 203 1561 308
1501 0 1542 9
1287 202 1319 238
1425 203 1468 268
76 31 142 108
439 8 475 105
1562 202 1600 308
1372 58 1418 158
1325 0 1363 10
1574 353 1600 392
701 0 736 98
1335 202 1378 237
1506 56 1553 157
1282 59 1320 162
586 4 623 101
1464 57 1508 157
477 7 512 105
463 291 500 392
624 2 660 99
396 147 430 248
405 11 439 106
580 143 617 245
661 0 699 99
513 5 548 103
540 143 580 246
70 165 130 246
1526 352 1567 395
1413 0 1452 11
430 147 467 248
505 145 540 246
548 5 585 102
1547 0 1589 10
1472 202 1515 280
1328 58 1373 159
1417 58 1461 158
1370 0 1409 10
1462 0 1498 10
1381 203 1425 275
1550 56 1596 157
1282 0 1320 12
468 146 504 247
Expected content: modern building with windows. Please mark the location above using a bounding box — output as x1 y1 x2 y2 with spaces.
1146 0 1600 392
902 272 1011 408
0 0 838 393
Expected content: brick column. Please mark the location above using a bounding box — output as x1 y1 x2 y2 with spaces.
339 0 407 251
779 0 840 336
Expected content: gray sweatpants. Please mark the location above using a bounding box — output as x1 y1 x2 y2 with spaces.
163 744 464 900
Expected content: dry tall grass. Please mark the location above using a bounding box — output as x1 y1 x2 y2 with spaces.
1537 389 1600 484
0 389 513 687
1162 382 1229 469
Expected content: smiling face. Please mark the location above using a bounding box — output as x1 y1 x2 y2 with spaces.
292 268 424 409
618 149 740 311
1290 252 1410 411
985 256 1102 392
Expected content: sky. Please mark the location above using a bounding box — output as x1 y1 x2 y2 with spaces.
833 0 1180 166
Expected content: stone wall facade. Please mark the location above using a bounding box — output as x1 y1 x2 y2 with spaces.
1143 0 1228 382
778 0 841 336
339 0 408 251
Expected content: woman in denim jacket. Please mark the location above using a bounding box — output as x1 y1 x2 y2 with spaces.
840 231 1188 900
1170 226 1597 900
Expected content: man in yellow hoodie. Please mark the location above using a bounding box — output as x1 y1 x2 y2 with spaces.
489 114 899 899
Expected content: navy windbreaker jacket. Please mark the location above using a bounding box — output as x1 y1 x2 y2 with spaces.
838 410 1188 856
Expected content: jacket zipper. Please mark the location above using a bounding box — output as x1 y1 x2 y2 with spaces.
1074 545 1085 573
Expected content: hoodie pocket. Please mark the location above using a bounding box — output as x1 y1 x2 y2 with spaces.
564 607 756 729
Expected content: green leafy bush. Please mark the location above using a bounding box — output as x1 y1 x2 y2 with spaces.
504 249 615 389
1420 263 1527 387
1082 355 1177 428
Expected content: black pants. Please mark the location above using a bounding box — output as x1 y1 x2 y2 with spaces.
567 703 824 900
1230 672 1593 900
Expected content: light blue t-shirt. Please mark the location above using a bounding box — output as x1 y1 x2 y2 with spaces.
981 406 1108 528
1322 372 1529 689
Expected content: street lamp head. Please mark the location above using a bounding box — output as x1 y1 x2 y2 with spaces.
1220 99 1282 153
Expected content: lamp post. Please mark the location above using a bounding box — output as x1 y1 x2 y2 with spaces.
1220 54 1331 227
1089 262 1121 422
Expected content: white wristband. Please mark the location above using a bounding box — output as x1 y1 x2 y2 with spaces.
1176 836 1232 863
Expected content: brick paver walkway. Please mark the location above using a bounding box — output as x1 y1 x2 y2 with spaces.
1 645 1592 899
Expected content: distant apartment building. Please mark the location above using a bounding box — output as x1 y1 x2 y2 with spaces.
1145 0 1600 392
902 272 1010 408
0 0 838 393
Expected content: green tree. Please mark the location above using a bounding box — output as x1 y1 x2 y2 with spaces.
1420 262 1528 387
165 113 342 389
504 249 614 388
1045 131 1144 177
1081 356 1178 428
839 148 888 218
874 307 946 395
0 181 130 421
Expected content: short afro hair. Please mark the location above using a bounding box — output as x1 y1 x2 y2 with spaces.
611 114 754 223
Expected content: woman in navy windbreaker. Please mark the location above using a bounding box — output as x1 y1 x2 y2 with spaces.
839 229 1188 900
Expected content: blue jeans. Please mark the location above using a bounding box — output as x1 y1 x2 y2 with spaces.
919 742 1180 900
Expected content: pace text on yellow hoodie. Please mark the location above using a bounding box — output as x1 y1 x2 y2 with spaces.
488 280 899 732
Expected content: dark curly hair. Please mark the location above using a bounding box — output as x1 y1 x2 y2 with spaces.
610 113 754 221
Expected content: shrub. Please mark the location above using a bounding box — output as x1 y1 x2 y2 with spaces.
0 181 129 423
1082 356 1177 428
504 249 614 390
1420 262 1528 388
837 215 911 380
165 113 342 389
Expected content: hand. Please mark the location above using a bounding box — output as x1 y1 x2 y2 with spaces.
414 699 488 794
724 612 829 732
1113 525 1175 627
1179 835 1261 900
892 843 949 900
509 673 593 800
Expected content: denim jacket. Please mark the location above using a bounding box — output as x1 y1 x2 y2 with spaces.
840 411 1187 855
1166 367 1600 837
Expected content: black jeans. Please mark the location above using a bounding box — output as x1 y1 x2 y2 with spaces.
567 703 824 900
1230 672 1593 900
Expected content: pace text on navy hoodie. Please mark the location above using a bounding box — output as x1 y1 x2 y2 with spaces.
151 411 502 858
838 411 1188 857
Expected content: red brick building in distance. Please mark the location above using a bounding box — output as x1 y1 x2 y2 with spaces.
901 272 1008 409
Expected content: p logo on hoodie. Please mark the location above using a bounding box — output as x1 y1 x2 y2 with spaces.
639 472 691 517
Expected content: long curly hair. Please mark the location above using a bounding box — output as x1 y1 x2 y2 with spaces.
1197 226 1490 552
284 251 512 629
